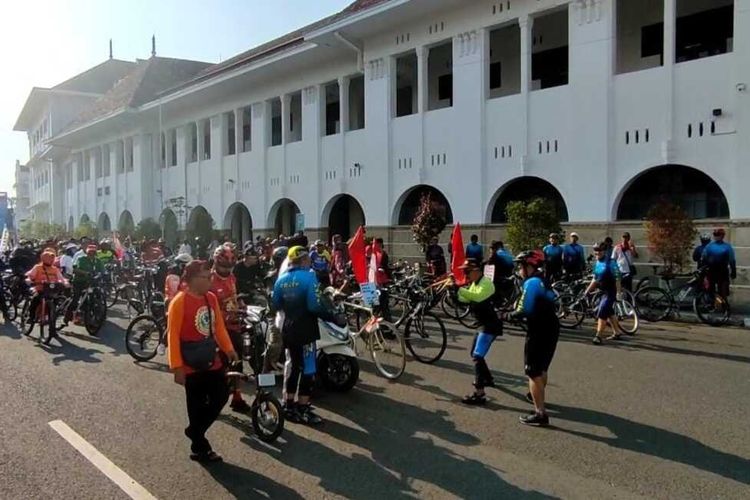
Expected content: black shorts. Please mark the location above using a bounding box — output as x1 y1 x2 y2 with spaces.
524 328 559 378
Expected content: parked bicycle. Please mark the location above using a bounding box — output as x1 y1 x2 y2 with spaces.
557 289 639 334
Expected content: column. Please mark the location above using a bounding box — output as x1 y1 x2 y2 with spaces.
662 0 676 153
519 16 533 171
281 94 291 144
339 76 350 134
416 46 428 114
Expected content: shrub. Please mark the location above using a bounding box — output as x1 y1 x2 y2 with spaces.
134 218 162 241
644 200 697 274
505 197 562 253
411 192 447 251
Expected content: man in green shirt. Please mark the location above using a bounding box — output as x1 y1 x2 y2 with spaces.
96 239 116 265
65 245 104 325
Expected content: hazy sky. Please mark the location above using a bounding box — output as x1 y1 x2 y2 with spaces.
0 0 353 194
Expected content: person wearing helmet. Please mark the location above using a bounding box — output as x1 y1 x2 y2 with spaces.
563 232 585 277
692 233 712 268
233 244 261 297
542 233 564 283
309 240 332 286
272 245 342 425
67 245 104 327
209 244 249 412
24 248 69 325
60 244 78 277
701 228 736 298
97 239 115 265
455 258 501 406
504 249 559 427
584 241 624 345
165 253 193 302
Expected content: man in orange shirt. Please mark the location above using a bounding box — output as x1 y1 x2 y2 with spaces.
168 260 237 462
210 244 250 413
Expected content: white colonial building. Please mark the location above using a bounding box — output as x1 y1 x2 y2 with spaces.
14 0 750 269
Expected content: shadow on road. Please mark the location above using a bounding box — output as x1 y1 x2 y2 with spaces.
258 385 556 499
201 460 303 499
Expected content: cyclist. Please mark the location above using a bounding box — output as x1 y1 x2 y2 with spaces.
59 244 77 277
611 232 639 292
504 250 559 427
425 237 447 277
96 239 116 265
562 232 585 277
542 233 563 283
455 258 501 406
692 233 711 268
233 243 262 297
584 241 624 345
701 228 736 298
465 235 484 261
309 240 332 286
272 245 341 425
25 248 69 324
66 244 104 327
487 241 515 306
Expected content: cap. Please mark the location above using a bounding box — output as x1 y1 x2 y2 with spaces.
570 232 579 238
314 239 325 246
458 258 481 271
288 245 309 261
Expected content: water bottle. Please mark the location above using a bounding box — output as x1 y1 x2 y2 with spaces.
242 331 252 360
303 343 317 375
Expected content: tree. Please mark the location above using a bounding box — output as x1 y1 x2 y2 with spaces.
411 192 447 251
505 197 562 253
134 218 162 241
19 220 67 240
644 200 697 274
74 220 98 239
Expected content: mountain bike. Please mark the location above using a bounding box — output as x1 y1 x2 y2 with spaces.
125 299 167 361
557 290 639 334
20 282 67 345
343 300 406 379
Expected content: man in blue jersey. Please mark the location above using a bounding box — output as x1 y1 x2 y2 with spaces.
543 233 564 283
487 241 515 306
701 228 736 298
562 232 586 277
584 241 624 345
505 250 560 427
465 234 484 261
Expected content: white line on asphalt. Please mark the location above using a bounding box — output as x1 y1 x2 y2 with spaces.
48 419 157 500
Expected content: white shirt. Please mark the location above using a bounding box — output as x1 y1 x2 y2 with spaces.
612 245 635 275
59 255 75 276
72 249 86 266
178 243 192 256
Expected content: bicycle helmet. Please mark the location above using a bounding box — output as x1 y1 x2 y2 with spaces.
212 244 236 267
513 249 545 268
99 239 112 250
700 233 711 244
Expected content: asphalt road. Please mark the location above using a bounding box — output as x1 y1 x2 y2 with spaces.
1 304 749 499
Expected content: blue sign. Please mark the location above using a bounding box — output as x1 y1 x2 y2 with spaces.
295 213 305 233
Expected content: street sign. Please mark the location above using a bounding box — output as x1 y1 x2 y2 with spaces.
295 213 305 232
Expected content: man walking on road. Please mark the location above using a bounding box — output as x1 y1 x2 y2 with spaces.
701 228 737 298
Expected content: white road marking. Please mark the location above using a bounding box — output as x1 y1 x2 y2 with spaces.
48 419 157 500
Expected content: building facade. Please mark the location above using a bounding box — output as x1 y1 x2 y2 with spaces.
14 0 750 276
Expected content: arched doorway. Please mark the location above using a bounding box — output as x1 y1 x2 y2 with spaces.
67 216 74 233
616 165 729 220
488 177 569 223
118 210 135 238
323 194 365 241
224 203 253 245
80 214 90 225
268 198 300 237
394 185 453 226
160 209 179 246
97 212 112 234
186 206 213 242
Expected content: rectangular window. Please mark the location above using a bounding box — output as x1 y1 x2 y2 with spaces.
270 98 282 146
160 132 166 168
84 153 91 180
202 119 211 160
616 0 664 74
324 82 340 136
225 111 236 156
676 1 733 63
187 123 198 162
241 106 252 152
428 41 453 110
289 92 302 143
168 129 177 166
125 137 134 172
395 52 418 117
489 23 520 98
116 140 125 174
531 9 569 90
348 75 365 131
102 144 111 177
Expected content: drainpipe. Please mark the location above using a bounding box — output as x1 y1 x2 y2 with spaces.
334 31 364 72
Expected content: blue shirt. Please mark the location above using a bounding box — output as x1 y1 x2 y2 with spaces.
543 244 564 265
309 250 331 273
272 267 327 320
493 249 515 278
563 243 585 271
515 276 557 317
701 241 736 272
465 242 484 261
593 258 621 294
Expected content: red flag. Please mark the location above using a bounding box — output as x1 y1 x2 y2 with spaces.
348 226 367 284
113 231 124 260
451 223 467 286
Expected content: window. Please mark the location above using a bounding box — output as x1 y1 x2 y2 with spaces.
428 41 453 110
531 9 569 90
269 98 282 146
224 111 236 156
348 75 365 131
169 129 177 166
66 164 72 188
77 162 83 181
676 0 733 63
288 92 302 143
84 153 91 180
125 138 134 172
202 119 211 160
616 0 664 74
489 23 521 98
95 148 103 178
395 51 418 117
241 106 252 152
324 82 340 136
116 141 125 174
187 123 198 162
102 144 111 177
160 132 166 168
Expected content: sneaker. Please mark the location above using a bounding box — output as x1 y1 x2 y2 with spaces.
461 393 487 406
157 344 166 356
283 402 302 423
230 398 252 414
592 336 602 345
298 404 323 425
520 412 549 427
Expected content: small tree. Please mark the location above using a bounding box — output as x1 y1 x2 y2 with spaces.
505 197 563 253
411 192 447 251
644 200 697 274
74 220 98 240
134 218 162 241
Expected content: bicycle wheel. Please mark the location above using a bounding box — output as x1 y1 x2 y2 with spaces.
251 391 285 443
125 315 163 361
557 294 584 329
105 284 119 309
38 300 55 345
615 299 639 335
633 287 671 322
440 292 470 321
2 290 16 321
84 296 107 336
369 321 405 379
404 311 447 364
19 299 35 336
693 290 730 327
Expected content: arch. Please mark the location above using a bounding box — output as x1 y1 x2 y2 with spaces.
80 213 90 225
322 194 365 241
393 185 454 226
615 165 729 220
118 210 135 237
160 208 179 246
267 198 301 237
97 212 112 233
67 216 74 233
487 176 569 223
186 205 213 242
223 202 253 245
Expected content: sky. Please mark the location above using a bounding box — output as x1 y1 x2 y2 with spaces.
0 0 353 195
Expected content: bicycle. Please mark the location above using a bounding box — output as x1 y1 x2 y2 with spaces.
342 300 406 379
633 267 730 326
557 290 639 334
20 282 67 345
77 274 108 335
125 299 167 361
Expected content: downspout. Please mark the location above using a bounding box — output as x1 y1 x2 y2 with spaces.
334 31 364 72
